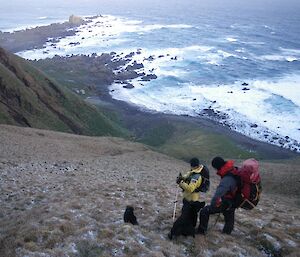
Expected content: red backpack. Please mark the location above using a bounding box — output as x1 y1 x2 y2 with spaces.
231 159 262 210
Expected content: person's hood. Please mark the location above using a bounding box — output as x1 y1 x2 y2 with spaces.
191 165 203 174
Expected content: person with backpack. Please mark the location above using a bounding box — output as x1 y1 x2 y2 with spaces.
197 156 261 235
197 156 241 235
168 157 209 239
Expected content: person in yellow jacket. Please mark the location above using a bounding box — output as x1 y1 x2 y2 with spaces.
168 158 209 239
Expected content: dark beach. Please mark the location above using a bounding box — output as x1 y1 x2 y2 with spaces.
87 87 299 160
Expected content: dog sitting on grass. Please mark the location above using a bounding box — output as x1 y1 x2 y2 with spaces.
123 206 138 225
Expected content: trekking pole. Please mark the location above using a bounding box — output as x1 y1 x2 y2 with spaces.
208 213 221 231
172 189 179 222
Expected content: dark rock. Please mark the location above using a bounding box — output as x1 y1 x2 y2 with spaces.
140 74 158 81
144 56 155 61
242 87 250 91
227 91 233 93
123 83 134 89
242 82 249 86
138 72 146 76
193 98 197 101
251 124 258 128
171 56 178 60
125 61 144 71
158 55 164 58
115 71 140 80
125 52 135 58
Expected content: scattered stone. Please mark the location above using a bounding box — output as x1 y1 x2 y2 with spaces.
69 42 80 46
123 83 134 89
242 87 250 91
144 56 155 61
125 52 135 58
125 61 144 71
140 74 158 81
242 82 249 86
251 124 258 128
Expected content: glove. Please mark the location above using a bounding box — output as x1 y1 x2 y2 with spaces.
215 197 222 208
176 173 183 184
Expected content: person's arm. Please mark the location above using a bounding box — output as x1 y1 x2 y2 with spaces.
211 176 236 207
179 175 202 193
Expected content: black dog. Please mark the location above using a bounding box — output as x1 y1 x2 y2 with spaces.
123 206 138 225
168 201 205 240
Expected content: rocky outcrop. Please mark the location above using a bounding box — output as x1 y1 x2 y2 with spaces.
69 15 84 25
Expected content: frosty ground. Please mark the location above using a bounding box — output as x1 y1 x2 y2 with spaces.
0 125 299 257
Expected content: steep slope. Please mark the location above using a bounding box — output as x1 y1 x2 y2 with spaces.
0 125 299 257
0 47 127 137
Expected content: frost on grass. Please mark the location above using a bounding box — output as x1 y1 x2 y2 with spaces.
0 126 299 257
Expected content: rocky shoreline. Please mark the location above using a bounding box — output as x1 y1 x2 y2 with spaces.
1 16 299 155
0 15 95 53
32 52 300 157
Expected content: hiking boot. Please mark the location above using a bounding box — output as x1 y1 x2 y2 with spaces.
222 229 232 235
196 228 206 235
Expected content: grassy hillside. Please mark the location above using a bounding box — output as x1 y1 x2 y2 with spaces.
137 119 256 161
0 47 128 137
0 125 299 257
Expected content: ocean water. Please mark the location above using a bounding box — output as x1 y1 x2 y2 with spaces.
1 0 300 152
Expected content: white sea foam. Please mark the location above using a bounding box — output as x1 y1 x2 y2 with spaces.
110 74 300 152
17 15 194 60
256 47 300 62
1 23 51 33
257 55 298 62
226 37 238 42
280 47 300 55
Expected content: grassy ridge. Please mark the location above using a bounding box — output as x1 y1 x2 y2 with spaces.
136 119 257 161
0 47 129 137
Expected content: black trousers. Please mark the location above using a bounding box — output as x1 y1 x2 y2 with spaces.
182 199 205 227
198 204 236 234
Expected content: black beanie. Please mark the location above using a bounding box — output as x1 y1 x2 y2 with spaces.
190 157 200 167
211 156 226 170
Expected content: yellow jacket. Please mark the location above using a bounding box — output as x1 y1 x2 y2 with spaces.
179 165 203 202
